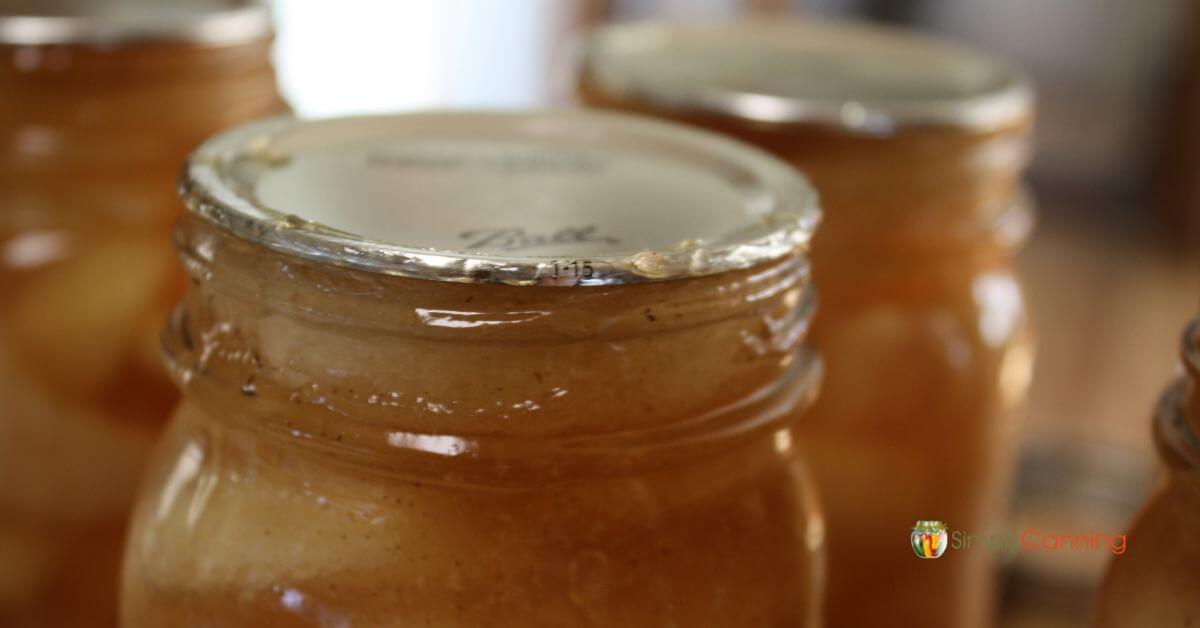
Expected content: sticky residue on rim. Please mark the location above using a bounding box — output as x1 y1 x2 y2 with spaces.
180 111 821 287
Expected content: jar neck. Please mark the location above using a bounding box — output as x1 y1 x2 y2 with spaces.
810 196 1032 289
775 120 1033 258
1167 317 1200 469
166 215 820 474
0 39 287 174
580 82 1033 258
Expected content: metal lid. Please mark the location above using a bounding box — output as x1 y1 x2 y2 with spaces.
0 0 271 46
583 19 1033 134
181 111 820 287
1163 317 1200 470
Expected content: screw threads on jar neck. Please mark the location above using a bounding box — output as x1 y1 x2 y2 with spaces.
0 39 286 172
582 89 1033 263
796 121 1033 259
165 215 820 463
1178 318 1200 450
1153 317 1200 471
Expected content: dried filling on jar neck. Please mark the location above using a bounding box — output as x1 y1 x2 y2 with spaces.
167 215 816 477
169 111 821 477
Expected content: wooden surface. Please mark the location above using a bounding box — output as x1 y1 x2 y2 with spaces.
1002 198 1200 627
1019 205 1198 457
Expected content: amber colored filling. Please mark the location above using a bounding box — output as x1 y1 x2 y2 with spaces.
118 219 825 626
581 78 1033 627
0 39 286 628
1094 468 1200 626
1095 323 1200 623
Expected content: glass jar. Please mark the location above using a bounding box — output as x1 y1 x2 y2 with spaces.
0 2 287 625
120 111 827 626
580 20 1035 627
1095 318 1200 626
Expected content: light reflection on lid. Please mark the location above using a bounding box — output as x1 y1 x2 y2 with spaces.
583 19 1033 134
182 110 820 286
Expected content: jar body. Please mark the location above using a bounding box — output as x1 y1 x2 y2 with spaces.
1095 378 1200 626
580 87 1033 627
0 39 286 626
121 220 826 626
1094 470 1200 626
124 402 822 627
803 256 1030 628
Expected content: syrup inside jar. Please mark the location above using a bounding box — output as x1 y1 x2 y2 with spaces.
1095 318 1200 627
0 1 287 625
579 19 1036 628
121 111 828 626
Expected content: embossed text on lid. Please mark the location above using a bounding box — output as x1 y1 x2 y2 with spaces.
181 111 820 286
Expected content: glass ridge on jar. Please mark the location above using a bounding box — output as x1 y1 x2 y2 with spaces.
120 111 827 627
579 19 1036 628
1095 317 1200 626
0 2 288 626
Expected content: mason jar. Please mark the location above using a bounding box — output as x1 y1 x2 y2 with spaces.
580 20 1035 627
1095 318 1200 626
120 111 827 626
0 2 287 625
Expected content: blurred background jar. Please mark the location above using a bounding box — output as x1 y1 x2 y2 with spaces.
0 1 287 625
121 111 826 626
579 20 1034 627
1094 318 1200 626
257 2 1200 623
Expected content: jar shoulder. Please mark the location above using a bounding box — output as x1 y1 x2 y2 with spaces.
1095 473 1200 627
123 402 824 627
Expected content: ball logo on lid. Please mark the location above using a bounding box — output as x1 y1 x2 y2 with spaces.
910 520 949 559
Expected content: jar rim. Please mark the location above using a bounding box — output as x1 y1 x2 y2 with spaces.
582 19 1034 135
0 0 272 47
180 110 821 287
1154 378 1200 471
1182 316 1200 379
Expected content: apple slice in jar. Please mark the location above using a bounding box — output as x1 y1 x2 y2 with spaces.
5 234 173 400
0 350 154 523
132 409 411 592
0 516 61 610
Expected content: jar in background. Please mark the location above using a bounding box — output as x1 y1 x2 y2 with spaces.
581 20 1035 627
121 111 826 626
0 2 287 625
1095 318 1200 626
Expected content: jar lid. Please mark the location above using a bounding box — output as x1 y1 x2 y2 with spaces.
0 0 271 46
181 111 820 286
1155 379 1200 471
582 19 1033 134
1165 317 1200 469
